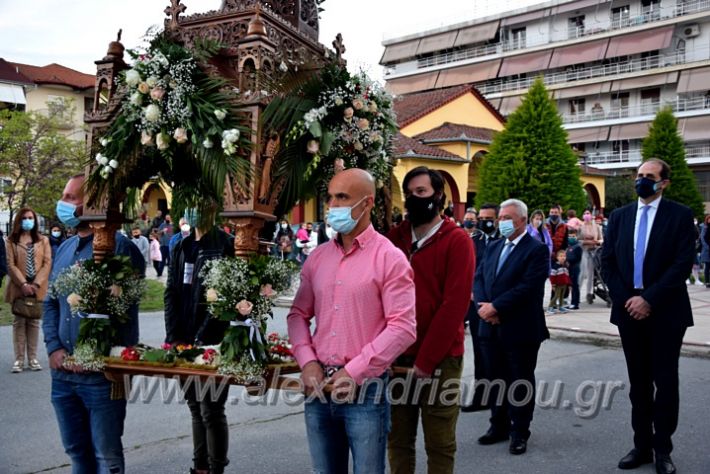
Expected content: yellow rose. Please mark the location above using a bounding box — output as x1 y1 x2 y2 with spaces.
206 288 219 302
67 293 82 307
109 285 122 298
138 82 150 94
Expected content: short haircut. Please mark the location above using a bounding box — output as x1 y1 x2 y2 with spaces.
500 199 528 219
550 204 562 211
556 249 566 257
568 227 578 235
402 166 446 206
640 158 671 180
131 226 141 231
479 203 500 216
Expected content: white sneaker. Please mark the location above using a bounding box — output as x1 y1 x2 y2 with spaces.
695 281 704 286
11 361 23 373
28 359 42 371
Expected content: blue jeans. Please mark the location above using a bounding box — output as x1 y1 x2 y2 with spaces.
51 378 127 474
304 375 390 474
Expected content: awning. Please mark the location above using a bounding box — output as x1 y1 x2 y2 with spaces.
499 50 552 77
677 66 710 93
549 0 610 15
417 31 459 56
680 116 710 141
609 122 651 140
435 60 501 88
386 72 440 95
380 39 420 64
454 21 500 48
500 96 523 115
488 98 502 110
567 127 610 143
0 84 27 105
554 82 612 99
549 39 609 69
501 9 547 27
605 26 674 59
612 71 678 91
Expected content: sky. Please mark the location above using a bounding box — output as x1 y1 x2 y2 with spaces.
0 0 542 81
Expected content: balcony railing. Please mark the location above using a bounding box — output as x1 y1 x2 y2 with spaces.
561 96 710 123
405 0 710 72
583 143 710 165
477 46 710 95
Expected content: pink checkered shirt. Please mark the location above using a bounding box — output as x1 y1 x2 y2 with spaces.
287 224 417 384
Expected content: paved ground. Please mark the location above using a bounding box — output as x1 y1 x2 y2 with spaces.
1 280 709 473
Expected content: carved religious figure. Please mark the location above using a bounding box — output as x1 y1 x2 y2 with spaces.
259 131 280 201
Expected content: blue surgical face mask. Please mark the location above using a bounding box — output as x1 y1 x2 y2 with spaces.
499 219 515 238
327 197 367 235
51 230 62 238
56 200 81 228
21 218 35 231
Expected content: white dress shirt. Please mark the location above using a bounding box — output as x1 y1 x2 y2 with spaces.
633 197 661 257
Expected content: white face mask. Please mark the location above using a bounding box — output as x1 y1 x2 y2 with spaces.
281 223 288 230
180 224 190 234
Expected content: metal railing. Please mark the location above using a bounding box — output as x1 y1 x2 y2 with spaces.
583 143 710 165
476 48 706 95
404 0 710 72
561 96 710 123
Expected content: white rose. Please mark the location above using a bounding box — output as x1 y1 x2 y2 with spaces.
368 102 378 113
214 109 227 121
141 131 154 147
173 127 188 144
146 76 158 87
354 140 364 151
129 92 143 106
125 69 141 86
334 97 344 106
206 288 219 302
306 139 319 154
108 159 118 169
103 165 113 175
156 132 170 150
95 153 108 166
203 138 214 149
222 129 240 143
109 346 126 358
144 104 161 122
100 138 109 147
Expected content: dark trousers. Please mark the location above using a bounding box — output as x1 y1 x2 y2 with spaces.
466 304 487 407
479 337 541 441
569 266 580 306
618 320 686 455
152 260 163 277
159 245 169 272
183 382 230 473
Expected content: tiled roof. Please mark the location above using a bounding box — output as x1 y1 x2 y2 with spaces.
0 58 32 84
414 122 497 143
393 84 504 128
393 132 468 162
9 62 94 90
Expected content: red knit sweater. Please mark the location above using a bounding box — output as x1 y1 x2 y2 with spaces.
386 218 475 374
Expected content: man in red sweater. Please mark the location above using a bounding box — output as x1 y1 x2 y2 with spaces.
386 166 475 474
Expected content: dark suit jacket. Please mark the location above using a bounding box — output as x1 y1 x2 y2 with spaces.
474 232 550 345
601 198 695 329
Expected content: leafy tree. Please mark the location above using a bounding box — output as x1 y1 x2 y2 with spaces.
476 78 586 213
641 107 704 217
0 104 87 222
604 174 636 214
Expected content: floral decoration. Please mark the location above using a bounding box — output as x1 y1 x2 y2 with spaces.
49 256 145 369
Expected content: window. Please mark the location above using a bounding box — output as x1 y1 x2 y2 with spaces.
612 140 630 157
569 15 585 38
641 0 661 21
611 5 631 28
569 98 586 116
640 88 660 115
640 50 660 69
694 171 710 201
510 27 526 50
611 92 630 117
84 96 95 113
676 39 686 63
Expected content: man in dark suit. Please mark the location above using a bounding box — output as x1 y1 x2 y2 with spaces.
473 199 550 455
462 203 502 413
601 159 695 474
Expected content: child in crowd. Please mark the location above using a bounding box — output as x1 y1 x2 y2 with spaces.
149 230 163 277
548 249 571 314
565 228 583 310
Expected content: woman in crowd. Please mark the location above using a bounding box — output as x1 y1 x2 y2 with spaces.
48 223 65 258
578 209 603 304
273 218 294 260
527 209 553 256
4 207 51 373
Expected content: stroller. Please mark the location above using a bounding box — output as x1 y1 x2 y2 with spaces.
591 247 612 307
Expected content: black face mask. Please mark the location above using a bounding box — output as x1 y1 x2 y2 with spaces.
549 214 560 223
463 220 476 229
479 219 495 235
133 235 140 239
635 177 661 199
405 194 440 227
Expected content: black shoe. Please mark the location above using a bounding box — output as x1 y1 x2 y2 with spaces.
461 402 487 413
586 293 594 304
654 453 676 474
478 427 509 445
618 449 653 469
509 437 527 455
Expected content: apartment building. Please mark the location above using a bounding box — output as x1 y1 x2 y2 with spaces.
381 0 710 204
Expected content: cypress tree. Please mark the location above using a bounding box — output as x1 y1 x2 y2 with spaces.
641 107 704 217
476 78 586 212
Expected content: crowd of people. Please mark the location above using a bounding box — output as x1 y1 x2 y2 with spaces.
0 158 700 474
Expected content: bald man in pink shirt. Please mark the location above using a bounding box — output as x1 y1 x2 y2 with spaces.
288 169 417 474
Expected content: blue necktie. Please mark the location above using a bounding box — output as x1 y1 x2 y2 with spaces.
496 241 514 276
634 205 650 289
